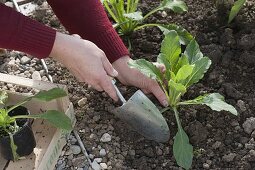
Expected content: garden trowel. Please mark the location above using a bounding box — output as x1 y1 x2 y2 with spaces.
111 80 170 143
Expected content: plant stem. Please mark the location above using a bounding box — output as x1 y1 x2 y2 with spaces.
134 23 160 31
9 133 19 161
173 107 182 130
143 7 160 20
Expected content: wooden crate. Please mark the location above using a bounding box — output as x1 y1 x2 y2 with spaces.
0 73 76 170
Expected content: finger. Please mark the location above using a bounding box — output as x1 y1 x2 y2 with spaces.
92 84 104 91
153 62 166 73
100 77 118 101
147 81 168 107
101 56 118 77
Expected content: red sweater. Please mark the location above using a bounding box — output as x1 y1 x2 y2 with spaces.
0 0 128 63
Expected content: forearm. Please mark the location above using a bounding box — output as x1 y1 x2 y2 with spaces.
47 0 129 63
0 4 56 58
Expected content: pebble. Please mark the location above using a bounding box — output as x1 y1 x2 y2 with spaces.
100 163 108 169
237 100 247 112
203 163 210 169
69 145 82 155
32 71 42 81
78 98 87 107
243 117 255 134
212 141 222 149
100 133 111 142
94 158 103 163
222 153 237 162
20 56 31 64
92 160 101 170
100 149 107 157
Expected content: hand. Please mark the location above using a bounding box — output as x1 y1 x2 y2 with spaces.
49 32 118 101
112 56 168 107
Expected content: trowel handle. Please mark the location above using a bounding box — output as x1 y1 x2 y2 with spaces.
111 79 127 104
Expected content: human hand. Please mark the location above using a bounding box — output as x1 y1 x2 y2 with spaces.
112 55 168 107
49 32 118 101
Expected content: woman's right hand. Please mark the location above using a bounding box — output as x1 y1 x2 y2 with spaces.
49 32 118 101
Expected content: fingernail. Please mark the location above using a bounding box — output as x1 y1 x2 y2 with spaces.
112 69 118 77
162 100 169 107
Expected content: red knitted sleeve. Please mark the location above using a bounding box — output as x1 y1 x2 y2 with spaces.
47 0 129 63
0 4 56 58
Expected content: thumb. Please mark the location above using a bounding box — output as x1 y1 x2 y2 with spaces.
101 56 118 77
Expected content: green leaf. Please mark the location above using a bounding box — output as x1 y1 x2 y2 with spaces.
160 31 181 72
183 57 211 87
158 24 193 45
173 128 193 169
0 91 8 105
159 0 188 13
124 11 143 21
26 110 72 130
184 39 203 64
175 65 194 83
33 88 67 101
203 93 238 115
179 93 238 116
175 54 189 72
128 59 163 82
228 0 246 23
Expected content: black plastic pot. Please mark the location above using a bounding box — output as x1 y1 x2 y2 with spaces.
0 106 36 161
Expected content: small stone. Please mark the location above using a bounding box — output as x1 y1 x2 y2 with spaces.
89 154 94 159
161 11 167 18
91 160 101 170
212 141 222 149
100 149 107 157
70 145 81 155
70 137 78 145
77 168 83 170
100 133 111 142
78 98 87 107
243 117 255 134
144 147 154 157
222 153 236 162
20 56 31 64
8 59 15 65
32 71 42 81
203 163 210 169
237 100 247 112
249 149 255 156
100 163 108 169
94 158 103 163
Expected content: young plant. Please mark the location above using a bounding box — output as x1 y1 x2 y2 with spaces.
0 88 72 161
128 31 238 169
228 0 246 23
214 0 246 24
102 0 188 36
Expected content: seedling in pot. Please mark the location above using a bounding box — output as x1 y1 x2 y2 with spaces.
102 0 190 47
128 31 238 169
0 88 72 161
